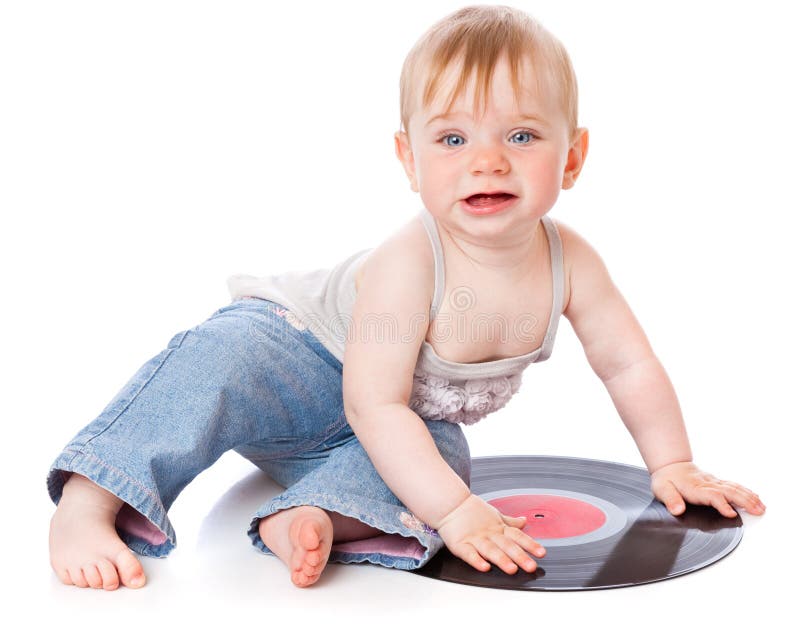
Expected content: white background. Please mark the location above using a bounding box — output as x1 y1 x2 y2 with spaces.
1 0 797 624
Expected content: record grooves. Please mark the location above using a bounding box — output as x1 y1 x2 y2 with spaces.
412 455 743 591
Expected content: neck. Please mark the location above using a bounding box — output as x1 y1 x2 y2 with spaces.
440 218 545 277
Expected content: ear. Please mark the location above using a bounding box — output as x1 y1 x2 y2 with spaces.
562 127 589 190
394 130 419 193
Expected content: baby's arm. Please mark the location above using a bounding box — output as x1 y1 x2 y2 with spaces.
560 222 765 517
343 223 545 574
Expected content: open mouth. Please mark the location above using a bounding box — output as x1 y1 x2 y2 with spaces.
465 192 517 208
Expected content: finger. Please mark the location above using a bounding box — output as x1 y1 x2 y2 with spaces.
707 489 738 518
505 527 547 558
474 537 519 575
653 478 686 515
452 543 492 572
492 534 539 573
500 513 528 528
684 485 737 517
720 484 765 515
719 480 747 492
728 483 766 511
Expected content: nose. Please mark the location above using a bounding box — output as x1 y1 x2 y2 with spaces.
469 140 510 176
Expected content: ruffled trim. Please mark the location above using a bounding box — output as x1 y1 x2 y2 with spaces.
408 366 523 425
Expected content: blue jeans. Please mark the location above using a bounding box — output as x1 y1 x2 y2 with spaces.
46 297 471 570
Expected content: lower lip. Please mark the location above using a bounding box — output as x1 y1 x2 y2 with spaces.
461 196 517 216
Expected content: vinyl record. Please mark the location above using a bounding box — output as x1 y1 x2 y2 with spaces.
412 455 743 590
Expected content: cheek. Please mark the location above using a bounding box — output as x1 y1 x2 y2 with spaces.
524 155 564 189
416 153 457 192
518 157 564 208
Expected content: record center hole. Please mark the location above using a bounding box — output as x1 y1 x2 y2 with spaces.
534 514 545 518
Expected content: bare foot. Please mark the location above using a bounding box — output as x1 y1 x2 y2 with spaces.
49 473 146 590
258 506 333 588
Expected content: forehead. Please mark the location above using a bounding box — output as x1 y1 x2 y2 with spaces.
419 53 561 121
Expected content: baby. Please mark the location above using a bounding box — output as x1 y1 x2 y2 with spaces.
47 5 765 591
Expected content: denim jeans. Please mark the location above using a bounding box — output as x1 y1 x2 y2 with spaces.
46 297 471 570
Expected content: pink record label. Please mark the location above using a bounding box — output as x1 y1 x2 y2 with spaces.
488 494 606 539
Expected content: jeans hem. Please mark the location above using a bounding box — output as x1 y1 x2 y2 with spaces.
46 448 176 558
246 492 443 571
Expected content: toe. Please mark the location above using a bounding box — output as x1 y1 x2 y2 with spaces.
96 558 120 591
114 548 145 588
82 564 103 589
300 560 317 576
52 564 72 586
290 519 324 570
298 518 325 550
69 567 88 588
305 548 322 567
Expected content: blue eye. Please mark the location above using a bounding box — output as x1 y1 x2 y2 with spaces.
440 134 465 147
436 130 538 147
511 131 535 144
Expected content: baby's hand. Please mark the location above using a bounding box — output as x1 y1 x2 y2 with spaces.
650 461 766 517
434 493 546 574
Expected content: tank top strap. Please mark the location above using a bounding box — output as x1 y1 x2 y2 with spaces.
418 207 445 321
536 215 565 362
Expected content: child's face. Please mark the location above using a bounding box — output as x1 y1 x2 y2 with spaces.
396 54 587 240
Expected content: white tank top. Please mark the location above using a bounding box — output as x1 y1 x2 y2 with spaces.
226 207 565 425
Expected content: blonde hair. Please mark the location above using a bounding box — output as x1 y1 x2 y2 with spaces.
399 5 579 139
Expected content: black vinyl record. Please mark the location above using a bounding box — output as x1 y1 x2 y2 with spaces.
413 455 743 590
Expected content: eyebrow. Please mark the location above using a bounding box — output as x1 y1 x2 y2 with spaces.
425 112 549 127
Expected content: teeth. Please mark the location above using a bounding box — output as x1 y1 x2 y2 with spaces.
467 193 513 207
